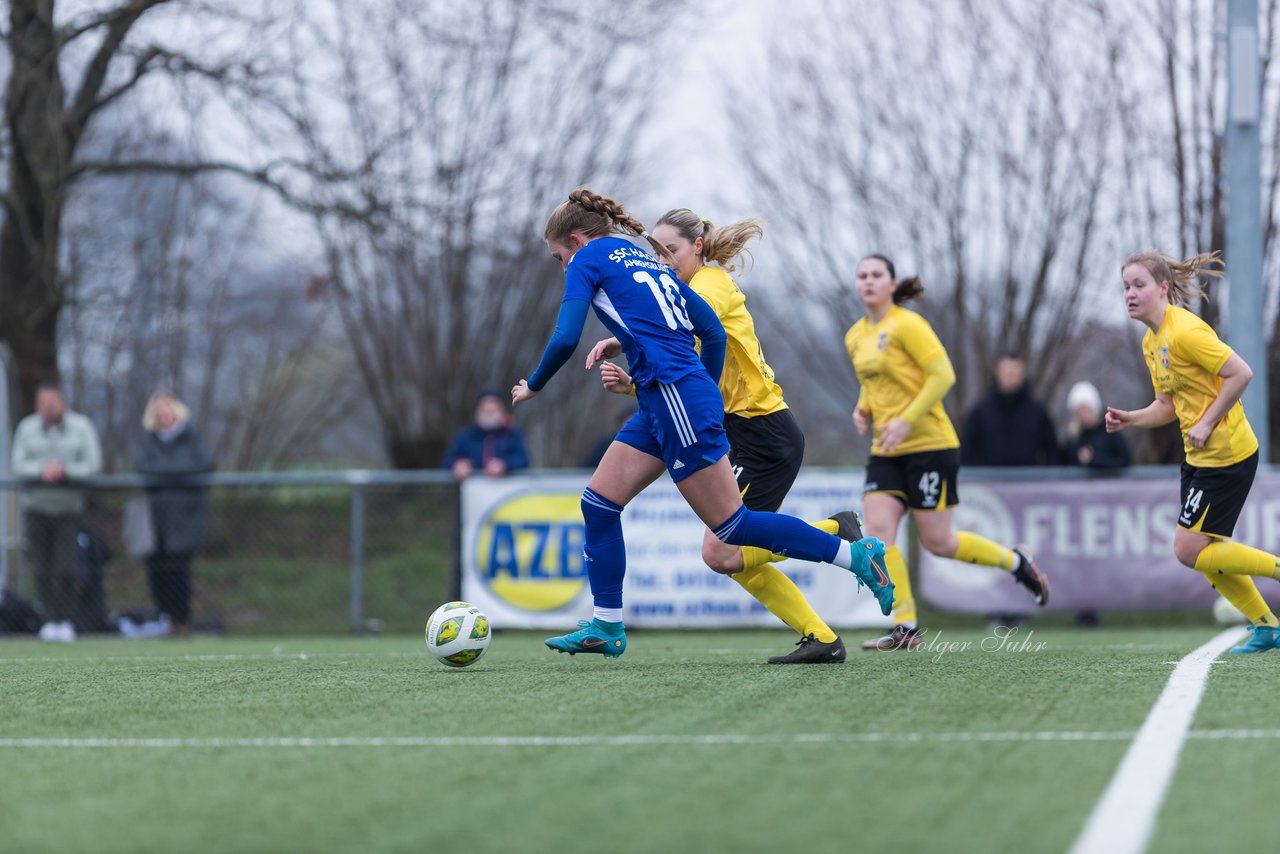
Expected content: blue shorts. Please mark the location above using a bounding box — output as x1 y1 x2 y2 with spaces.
615 372 730 482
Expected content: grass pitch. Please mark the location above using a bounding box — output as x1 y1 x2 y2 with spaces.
0 625 1270 853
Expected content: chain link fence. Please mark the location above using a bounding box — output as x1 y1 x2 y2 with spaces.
0 471 459 636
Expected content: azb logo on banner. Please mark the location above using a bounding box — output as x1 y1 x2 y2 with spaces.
464 482 589 623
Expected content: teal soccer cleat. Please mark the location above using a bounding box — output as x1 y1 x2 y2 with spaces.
1229 625 1280 654
848 536 895 617
545 619 627 658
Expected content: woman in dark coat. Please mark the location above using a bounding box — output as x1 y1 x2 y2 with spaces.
1061 381 1132 470
134 393 215 636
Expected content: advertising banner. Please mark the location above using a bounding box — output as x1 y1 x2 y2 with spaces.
918 475 1280 612
462 469 1280 627
460 471 894 629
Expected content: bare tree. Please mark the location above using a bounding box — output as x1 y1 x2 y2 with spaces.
269 0 682 467
59 123 369 471
0 0 298 422
735 0 1124 459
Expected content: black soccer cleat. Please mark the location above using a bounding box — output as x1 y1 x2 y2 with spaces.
767 633 847 664
1011 546 1050 607
828 510 864 542
860 624 923 651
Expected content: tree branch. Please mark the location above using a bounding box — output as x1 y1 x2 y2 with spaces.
87 45 167 115
71 158 388 223
57 0 170 46
64 0 175 148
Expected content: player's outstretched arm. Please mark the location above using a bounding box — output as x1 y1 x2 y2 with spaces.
522 298 591 401
511 380 538 408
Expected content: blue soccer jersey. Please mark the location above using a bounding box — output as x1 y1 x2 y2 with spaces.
527 236 726 391
565 237 710 385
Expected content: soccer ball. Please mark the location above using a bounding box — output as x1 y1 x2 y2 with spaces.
425 601 491 667
1212 595 1248 625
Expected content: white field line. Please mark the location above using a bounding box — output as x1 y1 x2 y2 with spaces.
0 651 427 665
0 728 1277 750
0 648 791 664
1069 628 1242 854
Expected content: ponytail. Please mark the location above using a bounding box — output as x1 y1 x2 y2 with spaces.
893 276 924 304
655 208 764 273
1122 249 1224 307
862 253 924 304
544 188 676 266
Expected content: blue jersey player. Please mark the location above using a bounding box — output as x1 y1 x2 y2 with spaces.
511 188 892 658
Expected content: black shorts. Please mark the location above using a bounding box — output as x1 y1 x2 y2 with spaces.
863 448 961 511
725 409 805 512
1178 451 1258 537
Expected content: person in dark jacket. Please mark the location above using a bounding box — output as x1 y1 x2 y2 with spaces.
442 390 530 479
134 393 215 636
1061 381 1131 470
961 354 1059 466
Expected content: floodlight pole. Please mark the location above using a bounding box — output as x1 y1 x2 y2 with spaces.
0 344 11 590
1226 0 1267 462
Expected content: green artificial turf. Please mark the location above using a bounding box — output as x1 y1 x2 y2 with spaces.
0 626 1263 854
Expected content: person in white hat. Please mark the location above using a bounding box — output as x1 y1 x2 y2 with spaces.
1062 381 1131 469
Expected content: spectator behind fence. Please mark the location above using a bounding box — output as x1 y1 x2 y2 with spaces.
134 393 215 637
1061 381 1131 470
442 389 529 480
961 353 1059 466
10 381 102 643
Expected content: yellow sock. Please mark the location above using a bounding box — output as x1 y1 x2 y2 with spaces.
884 545 917 625
743 518 840 568
1205 572 1279 627
732 563 838 642
809 518 839 536
1193 540 1280 579
952 531 1017 571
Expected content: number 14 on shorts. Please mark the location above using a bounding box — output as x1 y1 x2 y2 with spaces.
1180 487 1204 525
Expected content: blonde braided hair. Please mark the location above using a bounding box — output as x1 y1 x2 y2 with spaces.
544 188 675 265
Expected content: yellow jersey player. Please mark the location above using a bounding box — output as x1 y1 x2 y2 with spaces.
588 209 868 663
847 254 1049 650
519 189 891 660
1106 250 1280 653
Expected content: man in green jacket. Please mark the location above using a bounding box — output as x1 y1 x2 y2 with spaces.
10 382 102 642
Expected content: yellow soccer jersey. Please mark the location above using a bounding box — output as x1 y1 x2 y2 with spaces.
689 266 787 418
1142 304 1257 467
845 304 959 456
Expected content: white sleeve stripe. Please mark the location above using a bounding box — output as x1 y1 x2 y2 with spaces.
592 291 627 330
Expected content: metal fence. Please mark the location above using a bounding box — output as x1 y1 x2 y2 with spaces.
0 464 1216 636
0 470 458 636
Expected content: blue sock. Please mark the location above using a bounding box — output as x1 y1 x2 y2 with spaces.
581 488 626 609
712 506 842 565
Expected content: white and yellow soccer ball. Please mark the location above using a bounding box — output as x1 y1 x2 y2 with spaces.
1213 595 1249 625
425 601 491 667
